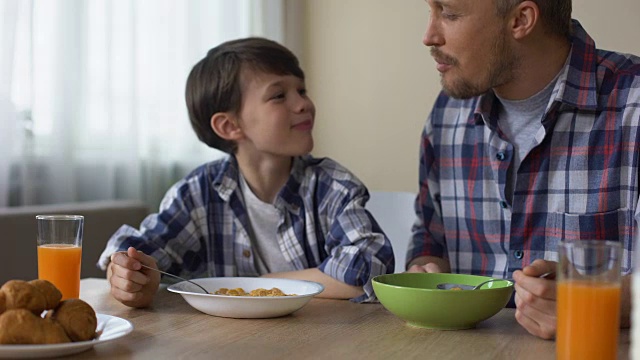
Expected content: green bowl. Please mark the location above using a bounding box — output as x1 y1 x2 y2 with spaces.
372 273 514 330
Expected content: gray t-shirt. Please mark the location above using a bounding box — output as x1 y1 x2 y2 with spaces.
496 74 559 202
239 173 295 274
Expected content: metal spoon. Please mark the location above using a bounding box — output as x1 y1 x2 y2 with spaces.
436 271 556 290
140 264 210 294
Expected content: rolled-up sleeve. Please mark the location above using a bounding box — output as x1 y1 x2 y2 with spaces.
317 189 395 303
97 178 208 277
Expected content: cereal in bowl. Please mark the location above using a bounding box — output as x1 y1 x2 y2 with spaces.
214 287 296 297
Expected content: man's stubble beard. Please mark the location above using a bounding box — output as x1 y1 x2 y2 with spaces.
440 31 521 100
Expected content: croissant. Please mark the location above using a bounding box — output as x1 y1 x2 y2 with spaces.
0 279 97 345
0 309 70 344
29 280 63 310
0 291 5 315
45 299 97 342
1 279 62 315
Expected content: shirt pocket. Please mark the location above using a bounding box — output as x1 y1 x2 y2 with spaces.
547 208 633 251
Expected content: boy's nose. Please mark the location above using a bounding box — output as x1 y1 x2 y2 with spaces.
294 95 313 113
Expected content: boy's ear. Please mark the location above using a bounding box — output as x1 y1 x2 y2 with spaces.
210 112 244 141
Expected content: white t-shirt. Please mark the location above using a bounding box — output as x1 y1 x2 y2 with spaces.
496 72 560 202
239 173 295 274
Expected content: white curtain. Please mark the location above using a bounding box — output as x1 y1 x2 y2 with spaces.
0 1 19 207
0 0 293 209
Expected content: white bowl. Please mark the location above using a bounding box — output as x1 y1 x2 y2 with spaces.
167 277 324 319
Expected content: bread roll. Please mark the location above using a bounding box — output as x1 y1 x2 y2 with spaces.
1 280 48 314
0 309 70 344
28 279 62 310
0 291 6 315
46 299 97 342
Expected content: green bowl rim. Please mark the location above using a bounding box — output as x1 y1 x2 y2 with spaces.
372 273 514 292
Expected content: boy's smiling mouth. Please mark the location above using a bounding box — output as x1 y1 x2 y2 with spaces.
291 119 313 131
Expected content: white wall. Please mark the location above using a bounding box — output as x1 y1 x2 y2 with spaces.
303 0 640 194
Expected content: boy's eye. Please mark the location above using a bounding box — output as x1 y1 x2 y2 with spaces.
298 88 307 96
270 93 285 100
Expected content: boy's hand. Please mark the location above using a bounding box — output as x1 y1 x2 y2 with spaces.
107 246 161 308
513 259 557 340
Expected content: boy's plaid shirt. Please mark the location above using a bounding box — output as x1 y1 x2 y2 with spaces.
99 155 394 302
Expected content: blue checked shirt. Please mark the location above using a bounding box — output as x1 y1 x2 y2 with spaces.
99 155 394 302
408 20 639 278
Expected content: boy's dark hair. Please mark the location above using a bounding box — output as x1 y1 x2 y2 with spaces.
496 0 572 40
185 37 304 154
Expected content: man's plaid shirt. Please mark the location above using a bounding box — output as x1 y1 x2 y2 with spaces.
408 20 639 277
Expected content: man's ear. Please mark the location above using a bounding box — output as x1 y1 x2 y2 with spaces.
509 0 539 40
210 112 243 141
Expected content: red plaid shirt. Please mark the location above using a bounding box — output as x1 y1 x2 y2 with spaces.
408 20 639 278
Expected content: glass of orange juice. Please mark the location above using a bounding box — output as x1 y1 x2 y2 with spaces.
36 215 84 300
557 240 622 360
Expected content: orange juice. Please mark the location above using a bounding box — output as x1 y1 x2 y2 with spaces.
557 281 621 360
37 244 82 300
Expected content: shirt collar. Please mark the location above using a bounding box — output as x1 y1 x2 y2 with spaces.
274 156 306 215
212 155 240 202
213 154 306 216
552 19 599 111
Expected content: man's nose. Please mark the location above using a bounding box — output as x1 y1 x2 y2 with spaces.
423 19 444 47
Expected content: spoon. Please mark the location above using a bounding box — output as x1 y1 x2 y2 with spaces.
436 271 556 291
140 264 210 294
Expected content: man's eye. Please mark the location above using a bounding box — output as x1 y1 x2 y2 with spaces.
270 93 285 100
298 88 307 96
442 12 459 20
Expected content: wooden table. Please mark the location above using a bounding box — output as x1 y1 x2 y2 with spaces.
69 278 629 360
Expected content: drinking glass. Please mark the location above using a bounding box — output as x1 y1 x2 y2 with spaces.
36 215 84 300
556 240 622 360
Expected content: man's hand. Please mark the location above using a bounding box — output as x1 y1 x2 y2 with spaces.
513 259 557 340
405 255 450 273
107 246 161 308
406 262 443 273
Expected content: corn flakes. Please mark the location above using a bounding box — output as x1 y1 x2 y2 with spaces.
214 287 296 297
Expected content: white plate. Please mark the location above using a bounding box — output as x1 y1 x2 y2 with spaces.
167 277 324 319
0 313 133 359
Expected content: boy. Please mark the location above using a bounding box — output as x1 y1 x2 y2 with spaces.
98 37 394 307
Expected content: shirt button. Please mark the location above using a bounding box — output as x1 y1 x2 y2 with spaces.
496 152 506 161
500 201 508 209
242 249 251 258
514 250 524 259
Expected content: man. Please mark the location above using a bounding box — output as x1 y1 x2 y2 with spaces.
407 0 639 339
